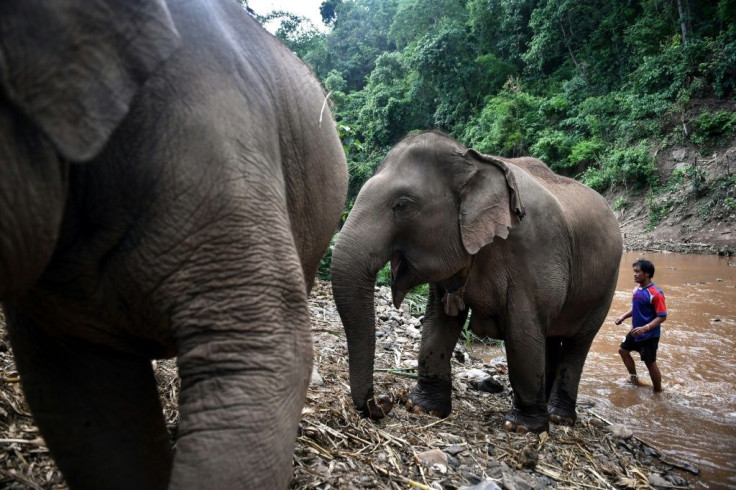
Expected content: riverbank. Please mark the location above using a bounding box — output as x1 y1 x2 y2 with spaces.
607 142 735 256
0 282 699 488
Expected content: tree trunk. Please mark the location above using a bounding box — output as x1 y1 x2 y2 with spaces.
677 0 688 46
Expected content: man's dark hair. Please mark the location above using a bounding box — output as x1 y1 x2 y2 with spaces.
633 259 655 278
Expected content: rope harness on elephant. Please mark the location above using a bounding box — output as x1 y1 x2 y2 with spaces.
441 254 476 317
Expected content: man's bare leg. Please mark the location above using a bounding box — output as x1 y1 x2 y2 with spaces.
618 347 642 385
645 360 662 392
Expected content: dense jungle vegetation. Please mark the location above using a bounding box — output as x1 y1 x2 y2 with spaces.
252 0 735 199
247 0 736 276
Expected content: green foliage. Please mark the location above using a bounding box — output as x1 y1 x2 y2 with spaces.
582 144 657 191
569 138 606 165
463 87 544 156
317 234 338 280
646 193 671 230
613 197 628 211
376 263 391 287
249 0 736 210
690 110 736 146
530 130 577 170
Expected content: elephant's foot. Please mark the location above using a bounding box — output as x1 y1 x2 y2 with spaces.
503 406 549 434
548 410 576 426
405 377 452 418
548 394 577 426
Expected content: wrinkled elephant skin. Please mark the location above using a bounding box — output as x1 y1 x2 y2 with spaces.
0 1 347 488
332 131 621 434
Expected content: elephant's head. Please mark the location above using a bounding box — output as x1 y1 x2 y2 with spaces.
0 0 179 299
331 131 524 417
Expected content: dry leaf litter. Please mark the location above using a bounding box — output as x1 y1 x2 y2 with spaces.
1 281 696 489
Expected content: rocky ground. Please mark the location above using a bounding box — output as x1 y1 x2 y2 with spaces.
0 282 698 489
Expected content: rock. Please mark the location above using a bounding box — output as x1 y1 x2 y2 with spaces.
310 366 324 386
444 444 465 456
476 377 504 394
672 149 687 161
648 473 669 487
485 460 503 479
438 432 464 444
446 454 461 469
502 473 533 490
610 423 633 439
417 449 448 468
462 368 488 381
458 479 502 490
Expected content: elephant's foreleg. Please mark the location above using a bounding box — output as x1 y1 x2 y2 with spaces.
407 286 467 417
4 305 173 490
168 241 312 489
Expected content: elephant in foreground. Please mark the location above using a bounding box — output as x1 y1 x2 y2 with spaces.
1 0 347 488
331 131 621 433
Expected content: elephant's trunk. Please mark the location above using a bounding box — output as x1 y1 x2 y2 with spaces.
331 214 393 418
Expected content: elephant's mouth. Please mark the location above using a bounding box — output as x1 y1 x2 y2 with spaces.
390 252 411 307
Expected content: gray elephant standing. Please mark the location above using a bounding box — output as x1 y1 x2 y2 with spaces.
331 131 621 433
0 0 347 488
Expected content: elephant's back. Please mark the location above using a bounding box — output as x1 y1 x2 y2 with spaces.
509 157 622 316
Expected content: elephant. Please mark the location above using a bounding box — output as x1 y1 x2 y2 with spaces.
331 131 621 434
0 0 347 488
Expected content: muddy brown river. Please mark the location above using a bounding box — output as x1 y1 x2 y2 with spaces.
578 251 736 488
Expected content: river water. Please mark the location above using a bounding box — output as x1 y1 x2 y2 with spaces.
578 251 736 488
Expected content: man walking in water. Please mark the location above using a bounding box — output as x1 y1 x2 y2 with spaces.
615 259 667 392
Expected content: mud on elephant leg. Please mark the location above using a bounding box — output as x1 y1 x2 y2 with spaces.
406 377 454 417
5 306 173 490
546 336 596 426
406 288 466 417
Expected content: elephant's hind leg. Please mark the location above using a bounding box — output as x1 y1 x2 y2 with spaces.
547 333 597 426
4 306 173 490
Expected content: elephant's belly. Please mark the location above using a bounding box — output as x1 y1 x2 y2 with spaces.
469 313 503 340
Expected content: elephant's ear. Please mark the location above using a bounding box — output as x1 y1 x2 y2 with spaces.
459 149 526 255
0 0 180 162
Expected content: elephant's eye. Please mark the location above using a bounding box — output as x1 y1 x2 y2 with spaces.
392 198 409 213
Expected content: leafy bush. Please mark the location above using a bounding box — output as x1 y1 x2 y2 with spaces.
530 130 577 170
647 193 672 230
376 263 391 287
613 197 627 211
463 89 544 156
581 166 613 192
569 138 606 165
581 144 657 191
317 234 338 280
690 110 736 146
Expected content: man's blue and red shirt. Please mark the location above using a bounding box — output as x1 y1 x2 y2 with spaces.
631 283 667 341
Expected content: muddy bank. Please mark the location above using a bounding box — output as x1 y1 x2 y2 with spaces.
608 143 735 256
0 282 698 489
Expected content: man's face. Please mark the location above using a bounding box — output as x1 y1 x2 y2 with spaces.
633 265 650 285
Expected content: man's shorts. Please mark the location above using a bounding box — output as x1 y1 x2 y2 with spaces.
620 333 659 363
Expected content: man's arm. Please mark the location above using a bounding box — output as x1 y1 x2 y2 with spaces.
615 309 633 325
631 315 665 337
